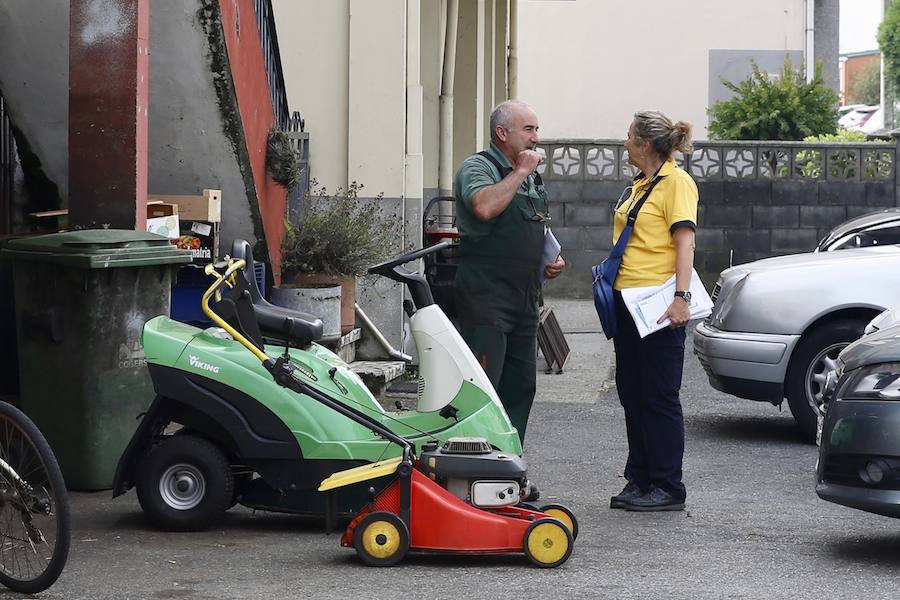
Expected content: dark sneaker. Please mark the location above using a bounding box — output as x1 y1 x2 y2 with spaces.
609 481 643 509
623 488 685 512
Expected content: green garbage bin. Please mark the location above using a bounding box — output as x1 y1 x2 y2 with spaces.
3 230 191 490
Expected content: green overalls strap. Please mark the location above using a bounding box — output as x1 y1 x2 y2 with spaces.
453 145 547 330
452 143 549 443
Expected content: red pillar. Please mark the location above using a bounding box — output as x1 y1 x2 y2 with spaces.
68 0 149 230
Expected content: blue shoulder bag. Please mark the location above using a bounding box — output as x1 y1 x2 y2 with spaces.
591 174 663 339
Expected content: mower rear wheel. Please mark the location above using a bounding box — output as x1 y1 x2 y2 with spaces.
523 518 573 568
136 435 234 532
539 504 579 540
353 512 409 567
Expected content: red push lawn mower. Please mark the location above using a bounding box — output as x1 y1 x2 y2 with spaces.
319 439 577 567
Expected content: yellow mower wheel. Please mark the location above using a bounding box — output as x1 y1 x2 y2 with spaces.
353 512 409 567
540 503 579 540
523 518 573 568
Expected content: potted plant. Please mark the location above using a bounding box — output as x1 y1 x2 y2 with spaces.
277 180 396 335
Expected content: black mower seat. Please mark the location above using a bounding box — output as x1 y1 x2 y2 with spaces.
230 239 324 346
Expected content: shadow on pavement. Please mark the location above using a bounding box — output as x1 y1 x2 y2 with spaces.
827 532 900 567
689 414 808 446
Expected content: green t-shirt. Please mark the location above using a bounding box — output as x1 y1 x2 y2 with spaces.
453 142 544 240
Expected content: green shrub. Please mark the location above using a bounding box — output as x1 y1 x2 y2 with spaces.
803 130 870 143
281 180 397 278
708 58 838 141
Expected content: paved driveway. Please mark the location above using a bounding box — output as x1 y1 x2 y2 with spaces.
16 301 900 600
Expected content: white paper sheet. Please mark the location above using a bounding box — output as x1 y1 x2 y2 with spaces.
540 229 562 284
619 269 713 338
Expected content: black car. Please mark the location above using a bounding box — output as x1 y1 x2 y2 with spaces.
816 313 900 518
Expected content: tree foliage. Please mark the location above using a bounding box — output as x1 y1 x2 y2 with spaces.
707 59 838 140
850 60 881 106
877 0 900 97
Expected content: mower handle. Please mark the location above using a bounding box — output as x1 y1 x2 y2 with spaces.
367 242 450 310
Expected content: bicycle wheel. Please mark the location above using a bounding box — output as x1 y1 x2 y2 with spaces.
0 401 70 594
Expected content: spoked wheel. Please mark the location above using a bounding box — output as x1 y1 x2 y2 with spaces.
353 512 409 567
786 319 867 442
136 435 234 531
539 504 579 540
0 401 70 594
523 518 573 568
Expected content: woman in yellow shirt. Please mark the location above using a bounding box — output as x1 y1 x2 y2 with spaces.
608 111 698 512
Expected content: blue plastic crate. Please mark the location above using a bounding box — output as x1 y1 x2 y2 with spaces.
171 262 268 326
171 265 212 327
253 262 266 298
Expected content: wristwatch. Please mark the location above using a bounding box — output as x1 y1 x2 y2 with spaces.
674 290 692 304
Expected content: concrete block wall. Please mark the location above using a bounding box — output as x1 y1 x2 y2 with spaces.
540 139 900 298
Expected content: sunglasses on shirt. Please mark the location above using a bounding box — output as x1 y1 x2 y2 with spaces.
528 178 551 223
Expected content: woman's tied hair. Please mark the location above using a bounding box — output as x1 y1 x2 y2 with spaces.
633 110 693 158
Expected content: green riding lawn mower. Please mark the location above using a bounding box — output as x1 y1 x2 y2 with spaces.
113 241 554 532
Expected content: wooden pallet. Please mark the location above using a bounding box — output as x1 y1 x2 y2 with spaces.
537 305 570 374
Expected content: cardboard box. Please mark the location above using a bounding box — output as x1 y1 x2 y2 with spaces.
147 201 178 219
146 202 180 239
171 220 220 263
148 189 221 223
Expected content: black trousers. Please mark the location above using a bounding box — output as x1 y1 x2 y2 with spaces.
613 290 687 500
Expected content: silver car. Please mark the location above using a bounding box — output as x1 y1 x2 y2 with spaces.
814 208 900 252
694 245 900 442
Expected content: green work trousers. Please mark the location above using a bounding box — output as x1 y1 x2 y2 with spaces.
458 320 537 445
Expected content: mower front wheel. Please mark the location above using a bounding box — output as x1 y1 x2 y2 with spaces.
353 512 409 567
136 435 234 532
523 518 573 568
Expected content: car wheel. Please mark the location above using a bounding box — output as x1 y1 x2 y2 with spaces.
785 318 867 443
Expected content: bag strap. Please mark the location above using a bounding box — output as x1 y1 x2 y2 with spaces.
625 174 664 226
607 168 666 260
477 150 544 187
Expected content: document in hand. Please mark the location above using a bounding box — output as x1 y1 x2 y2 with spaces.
539 228 561 284
619 270 713 338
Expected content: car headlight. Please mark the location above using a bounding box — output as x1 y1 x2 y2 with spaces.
709 274 749 329
837 362 900 401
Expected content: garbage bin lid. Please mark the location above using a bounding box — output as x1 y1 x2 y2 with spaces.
2 230 193 269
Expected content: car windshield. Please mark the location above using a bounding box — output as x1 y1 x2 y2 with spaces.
826 222 900 251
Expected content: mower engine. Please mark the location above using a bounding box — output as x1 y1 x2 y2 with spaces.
418 437 530 509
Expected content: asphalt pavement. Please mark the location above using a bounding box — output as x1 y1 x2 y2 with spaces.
12 300 900 600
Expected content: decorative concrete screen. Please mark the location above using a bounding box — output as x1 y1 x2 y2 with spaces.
536 139 899 297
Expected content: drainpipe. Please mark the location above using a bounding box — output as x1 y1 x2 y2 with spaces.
805 0 815 83
438 0 458 195
405 0 423 208
476 0 486 149
508 0 518 99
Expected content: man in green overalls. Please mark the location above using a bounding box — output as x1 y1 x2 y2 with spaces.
453 100 566 445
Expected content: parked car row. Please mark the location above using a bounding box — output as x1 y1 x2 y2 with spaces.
694 208 900 442
694 208 900 520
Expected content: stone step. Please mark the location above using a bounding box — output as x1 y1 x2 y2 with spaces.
319 328 361 362
349 360 406 397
